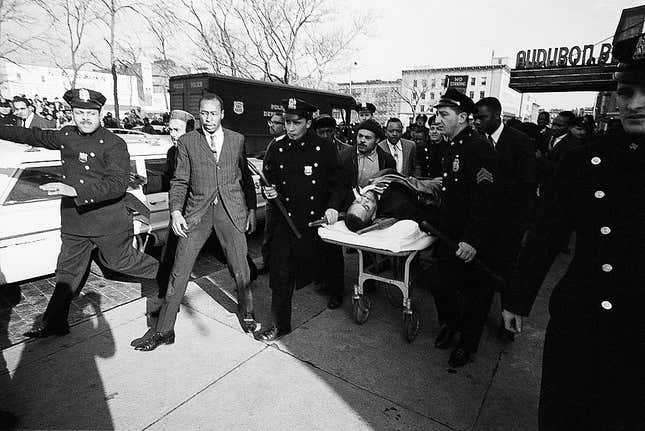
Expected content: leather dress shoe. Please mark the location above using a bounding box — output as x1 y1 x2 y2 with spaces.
241 312 260 333
434 324 456 349
24 325 70 339
135 331 175 351
327 295 343 309
448 347 472 368
254 326 289 342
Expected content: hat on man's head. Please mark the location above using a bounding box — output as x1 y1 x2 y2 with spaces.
612 6 645 83
356 119 384 140
0 98 11 108
313 115 337 130
281 98 318 118
63 88 106 110
357 102 376 114
169 109 194 123
434 88 475 114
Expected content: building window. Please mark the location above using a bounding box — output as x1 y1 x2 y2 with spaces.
421 92 425 100
441 78 446 87
480 91 485 99
470 77 476 86
413 79 417 88
481 77 487 86
421 79 427 88
431 78 436 88
420 105 425 112
41 76 46 83
469 91 474 99
16 73 21 80
412 91 417 100
430 93 435 100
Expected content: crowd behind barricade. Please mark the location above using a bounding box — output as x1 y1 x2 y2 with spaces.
0 93 170 133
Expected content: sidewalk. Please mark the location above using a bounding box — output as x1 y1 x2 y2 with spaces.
0 251 570 431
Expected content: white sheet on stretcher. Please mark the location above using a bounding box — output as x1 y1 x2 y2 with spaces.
318 220 432 252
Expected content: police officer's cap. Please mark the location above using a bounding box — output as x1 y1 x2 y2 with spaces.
612 7 645 84
63 88 107 110
281 98 318 118
434 88 475 114
313 115 337 130
357 102 376 114
169 109 194 123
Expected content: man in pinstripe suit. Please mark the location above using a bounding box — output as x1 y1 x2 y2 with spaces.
136 93 258 351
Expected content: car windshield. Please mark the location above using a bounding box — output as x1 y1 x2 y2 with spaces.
4 165 63 205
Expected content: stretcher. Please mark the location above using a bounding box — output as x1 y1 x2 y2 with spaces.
318 220 436 342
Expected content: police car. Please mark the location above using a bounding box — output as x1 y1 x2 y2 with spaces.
0 137 265 285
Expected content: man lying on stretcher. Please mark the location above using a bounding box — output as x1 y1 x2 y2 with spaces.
344 169 442 233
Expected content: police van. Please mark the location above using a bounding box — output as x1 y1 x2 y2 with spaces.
0 136 265 285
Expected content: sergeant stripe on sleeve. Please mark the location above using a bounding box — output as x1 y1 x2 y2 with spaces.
476 167 494 184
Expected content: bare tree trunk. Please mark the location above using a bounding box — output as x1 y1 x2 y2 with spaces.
109 0 119 122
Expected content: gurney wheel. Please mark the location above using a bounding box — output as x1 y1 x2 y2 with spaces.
352 297 371 325
403 312 420 342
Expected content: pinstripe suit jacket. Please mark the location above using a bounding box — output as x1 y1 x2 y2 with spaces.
169 127 257 232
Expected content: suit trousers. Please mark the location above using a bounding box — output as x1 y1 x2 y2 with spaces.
431 251 495 353
44 230 160 329
157 201 251 333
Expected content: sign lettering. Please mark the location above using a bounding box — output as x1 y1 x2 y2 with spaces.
515 43 615 69
446 75 469 94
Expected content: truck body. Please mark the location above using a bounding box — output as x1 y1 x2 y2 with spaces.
169 73 356 155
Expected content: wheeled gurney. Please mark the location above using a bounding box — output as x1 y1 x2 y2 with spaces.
318 220 436 342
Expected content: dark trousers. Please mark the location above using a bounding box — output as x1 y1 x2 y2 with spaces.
157 202 251 333
260 203 276 266
269 233 344 333
43 229 159 329
431 253 495 353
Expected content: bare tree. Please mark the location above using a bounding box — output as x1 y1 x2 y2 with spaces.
92 0 146 121
0 0 47 67
394 80 425 120
178 0 371 87
39 0 99 89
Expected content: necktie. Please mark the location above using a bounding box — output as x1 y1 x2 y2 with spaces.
208 133 218 160
488 134 496 151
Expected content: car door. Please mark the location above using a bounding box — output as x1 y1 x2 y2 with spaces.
0 163 62 284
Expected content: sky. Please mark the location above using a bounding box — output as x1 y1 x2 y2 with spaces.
338 0 645 110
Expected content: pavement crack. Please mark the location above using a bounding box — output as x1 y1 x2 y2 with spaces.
142 346 269 430
472 346 506 430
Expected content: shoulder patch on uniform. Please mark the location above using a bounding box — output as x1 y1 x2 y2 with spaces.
476 167 494 184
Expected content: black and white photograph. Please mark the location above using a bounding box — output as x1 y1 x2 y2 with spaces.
0 0 643 429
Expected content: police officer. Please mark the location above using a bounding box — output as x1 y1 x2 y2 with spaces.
501 31 645 430
0 88 160 338
414 115 448 178
257 98 346 341
429 89 500 367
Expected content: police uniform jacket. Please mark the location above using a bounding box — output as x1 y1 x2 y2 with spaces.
439 126 500 256
416 139 448 178
0 125 132 236
263 131 345 287
506 133 645 319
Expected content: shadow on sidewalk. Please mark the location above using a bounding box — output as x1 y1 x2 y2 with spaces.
2 292 116 430
0 279 19 430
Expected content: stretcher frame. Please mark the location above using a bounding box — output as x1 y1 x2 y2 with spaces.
321 237 435 342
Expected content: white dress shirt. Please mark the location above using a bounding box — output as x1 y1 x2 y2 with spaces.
387 140 404 174
489 122 504 148
23 113 34 128
204 126 224 161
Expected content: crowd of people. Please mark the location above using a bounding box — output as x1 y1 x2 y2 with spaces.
0 31 642 429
